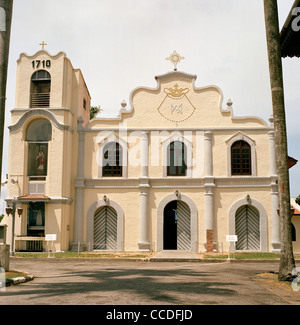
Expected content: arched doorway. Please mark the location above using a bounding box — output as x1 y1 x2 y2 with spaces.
94 206 118 250
163 200 191 250
235 205 260 251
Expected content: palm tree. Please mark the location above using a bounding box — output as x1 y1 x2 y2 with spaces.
263 0 295 281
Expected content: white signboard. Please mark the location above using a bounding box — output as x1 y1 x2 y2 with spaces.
45 234 57 241
226 235 238 242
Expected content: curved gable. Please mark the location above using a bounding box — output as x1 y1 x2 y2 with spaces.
87 71 268 130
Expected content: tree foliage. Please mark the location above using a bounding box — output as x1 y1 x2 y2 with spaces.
90 105 102 120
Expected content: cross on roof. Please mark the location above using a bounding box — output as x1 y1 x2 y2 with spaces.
39 41 47 50
166 50 185 71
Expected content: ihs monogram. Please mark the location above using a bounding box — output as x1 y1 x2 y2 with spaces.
171 104 183 114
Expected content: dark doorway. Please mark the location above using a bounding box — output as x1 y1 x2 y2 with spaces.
163 200 178 249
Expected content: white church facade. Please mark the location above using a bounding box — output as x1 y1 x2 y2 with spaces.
3 49 300 254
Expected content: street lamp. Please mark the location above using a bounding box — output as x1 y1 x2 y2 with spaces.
6 199 23 256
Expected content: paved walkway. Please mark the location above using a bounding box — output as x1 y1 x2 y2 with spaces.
150 250 201 261
1 257 299 306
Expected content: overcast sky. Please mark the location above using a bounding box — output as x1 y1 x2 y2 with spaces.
3 0 300 198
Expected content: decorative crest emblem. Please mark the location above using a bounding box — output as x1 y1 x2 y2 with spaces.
164 83 189 98
157 83 196 125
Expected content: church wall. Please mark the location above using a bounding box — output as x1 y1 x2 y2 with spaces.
14 55 34 108
148 137 163 179
47 128 64 197
46 203 72 251
212 133 229 177
48 58 64 108
45 204 61 249
127 134 142 178
255 134 272 176
84 132 97 178
61 129 72 198
7 129 25 198
62 57 73 109
10 110 27 125
74 69 91 126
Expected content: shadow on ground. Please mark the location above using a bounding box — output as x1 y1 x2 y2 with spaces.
0 267 238 304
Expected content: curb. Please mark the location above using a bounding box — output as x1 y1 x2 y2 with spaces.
148 257 300 263
11 256 300 263
6 273 34 287
149 258 225 263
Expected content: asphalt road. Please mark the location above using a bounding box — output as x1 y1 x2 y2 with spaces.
0 258 297 307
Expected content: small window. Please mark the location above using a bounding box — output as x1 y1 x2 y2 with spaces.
103 142 122 177
231 140 251 175
83 98 87 110
167 141 186 176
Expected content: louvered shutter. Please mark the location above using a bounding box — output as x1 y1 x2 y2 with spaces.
235 205 260 250
94 206 117 250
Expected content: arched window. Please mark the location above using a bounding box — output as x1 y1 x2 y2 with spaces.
30 70 51 108
26 119 52 180
231 140 251 175
102 142 122 177
167 141 186 176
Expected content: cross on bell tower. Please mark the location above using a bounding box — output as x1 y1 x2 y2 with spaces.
39 41 47 50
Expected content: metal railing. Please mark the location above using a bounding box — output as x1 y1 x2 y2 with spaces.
26 240 44 252
30 93 50 108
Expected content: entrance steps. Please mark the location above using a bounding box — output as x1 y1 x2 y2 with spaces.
150 250 202 262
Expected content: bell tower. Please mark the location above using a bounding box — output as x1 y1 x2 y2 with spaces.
5 47 91 252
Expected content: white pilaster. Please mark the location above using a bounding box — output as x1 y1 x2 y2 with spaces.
140 131 149 178
271 181 281 251
204 131 213 177
204 186 215 232
72 119 85 251
138 184 151 251
268 130 277 176
204 131 216 250
138 131 150 250
268 125 280 251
